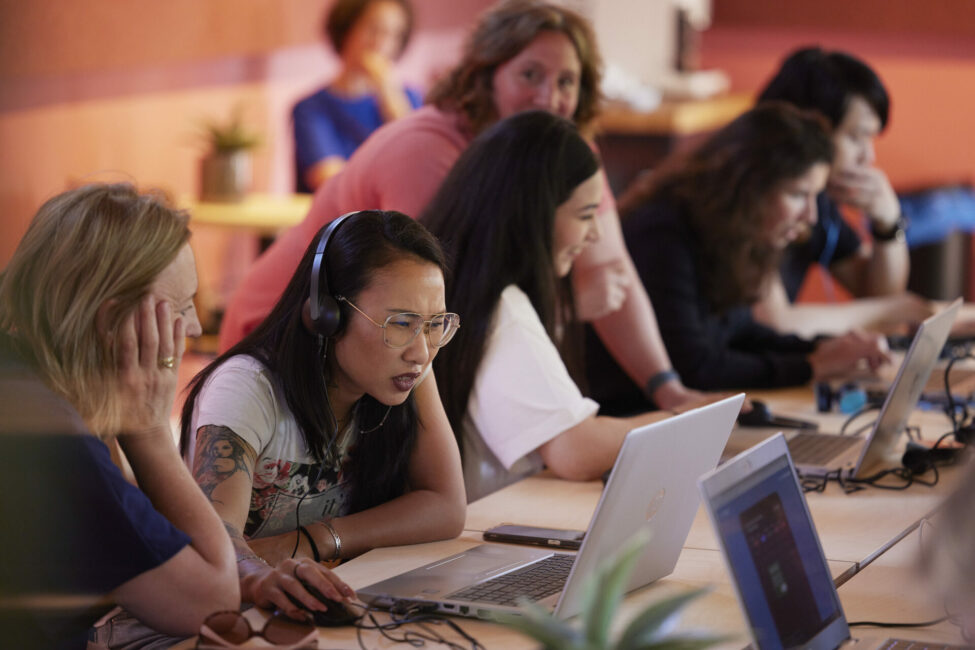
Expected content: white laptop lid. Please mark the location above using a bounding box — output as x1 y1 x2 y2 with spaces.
554 393 745 618
699 434 849 650
357 395 743 620
852 298 961 477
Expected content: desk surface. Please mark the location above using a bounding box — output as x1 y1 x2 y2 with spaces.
177 385 967 648
184 193 311 236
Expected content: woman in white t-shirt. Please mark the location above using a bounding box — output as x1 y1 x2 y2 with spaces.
179 210 465 619
422 110 671 502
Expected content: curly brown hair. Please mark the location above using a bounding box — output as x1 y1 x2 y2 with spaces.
635 103 834 312
426 0 602 135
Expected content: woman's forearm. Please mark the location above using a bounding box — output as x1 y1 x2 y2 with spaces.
309 488 466 560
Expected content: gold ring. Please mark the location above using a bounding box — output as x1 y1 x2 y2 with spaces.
158 356 176 369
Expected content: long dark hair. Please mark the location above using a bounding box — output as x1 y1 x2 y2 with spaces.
180 211 446 514
759 46 890 130
421 110 599 446
426 0 602 134
629 103 834 312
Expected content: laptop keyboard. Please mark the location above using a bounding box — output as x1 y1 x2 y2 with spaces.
445 553 576 606
880 639 967 650
787 433 861 466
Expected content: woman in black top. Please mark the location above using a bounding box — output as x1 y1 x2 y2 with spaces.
592 104 890 398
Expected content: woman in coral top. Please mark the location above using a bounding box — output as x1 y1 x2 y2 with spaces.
221 0 699 411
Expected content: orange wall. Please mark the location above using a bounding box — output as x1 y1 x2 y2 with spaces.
0 0 493 269
700 2 975 192
699 0 975 301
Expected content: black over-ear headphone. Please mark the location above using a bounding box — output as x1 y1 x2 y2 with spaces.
303 212 359 338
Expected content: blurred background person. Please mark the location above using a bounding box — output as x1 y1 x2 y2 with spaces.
590 104 890 397
293 0 420 193
753 46 932 338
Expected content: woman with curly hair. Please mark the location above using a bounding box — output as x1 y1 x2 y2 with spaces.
594 104 891 394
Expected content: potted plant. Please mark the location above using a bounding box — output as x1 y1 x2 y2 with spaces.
497 530 728 650
199 105 261 202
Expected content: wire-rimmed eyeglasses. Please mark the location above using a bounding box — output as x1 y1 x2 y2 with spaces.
337 296 460 349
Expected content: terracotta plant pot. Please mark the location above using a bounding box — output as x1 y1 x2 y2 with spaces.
200 150 251 202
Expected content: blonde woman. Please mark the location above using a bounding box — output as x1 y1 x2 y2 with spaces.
0 184 239 648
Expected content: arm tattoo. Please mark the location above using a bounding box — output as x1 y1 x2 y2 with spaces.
193 424 255 503
224 521 266 567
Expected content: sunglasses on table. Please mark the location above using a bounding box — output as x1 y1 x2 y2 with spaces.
337 296 460 349
197 610 317 649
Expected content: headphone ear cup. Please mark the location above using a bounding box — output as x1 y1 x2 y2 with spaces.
315 295 343 337
303 295 343 337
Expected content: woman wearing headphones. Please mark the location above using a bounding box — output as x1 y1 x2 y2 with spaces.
180 211 465 620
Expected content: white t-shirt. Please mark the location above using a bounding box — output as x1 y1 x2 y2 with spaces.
463 285 599 502
186 355 355 539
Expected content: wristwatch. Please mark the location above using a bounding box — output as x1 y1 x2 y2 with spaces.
870 214 907 242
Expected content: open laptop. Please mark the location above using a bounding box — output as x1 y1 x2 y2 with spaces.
786 299 961 479
358 394 745 620
698 434 965 650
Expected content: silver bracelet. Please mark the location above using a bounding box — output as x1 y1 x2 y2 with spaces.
323 521 342 561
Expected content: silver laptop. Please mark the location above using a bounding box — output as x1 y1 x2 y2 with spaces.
358 394 745 620
787 299 961 479
699 433 965 650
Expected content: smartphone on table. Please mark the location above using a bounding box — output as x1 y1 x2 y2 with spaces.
483 523 585 550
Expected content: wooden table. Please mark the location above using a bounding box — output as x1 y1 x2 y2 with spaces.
184 193 311 239
177 386 969 648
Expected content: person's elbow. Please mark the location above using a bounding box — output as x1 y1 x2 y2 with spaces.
114 549 240 636
537 430 607 482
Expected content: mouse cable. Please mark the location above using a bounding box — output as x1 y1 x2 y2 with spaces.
354 603 484 650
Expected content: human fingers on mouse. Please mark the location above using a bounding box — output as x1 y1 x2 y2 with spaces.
251 562 326 617
295 559 357 602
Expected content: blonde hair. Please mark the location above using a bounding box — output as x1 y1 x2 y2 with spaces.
0 183 190 437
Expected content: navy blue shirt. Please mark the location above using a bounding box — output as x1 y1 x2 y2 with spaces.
780 193 862 302
586 200 817 410
0 335 190 650
292 85 423 193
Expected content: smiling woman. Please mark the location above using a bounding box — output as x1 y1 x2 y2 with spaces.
179 210 465 621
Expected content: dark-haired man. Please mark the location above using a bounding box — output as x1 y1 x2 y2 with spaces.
753 47 931 338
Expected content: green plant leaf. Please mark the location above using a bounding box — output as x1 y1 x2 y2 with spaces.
495 600 584 650
617 587 711 650
581 528 652 647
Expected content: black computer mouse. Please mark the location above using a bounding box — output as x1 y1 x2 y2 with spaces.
287 583 363 627
736 400 774 427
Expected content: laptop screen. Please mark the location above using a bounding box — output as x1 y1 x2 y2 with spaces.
711 454 844 650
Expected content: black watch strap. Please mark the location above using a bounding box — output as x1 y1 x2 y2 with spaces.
870 214 907 242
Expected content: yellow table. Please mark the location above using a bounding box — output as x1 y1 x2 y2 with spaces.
183 193 312 238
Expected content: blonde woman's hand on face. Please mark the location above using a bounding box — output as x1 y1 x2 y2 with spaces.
808 329 892 381
110 296 185 439
572 260 631 322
